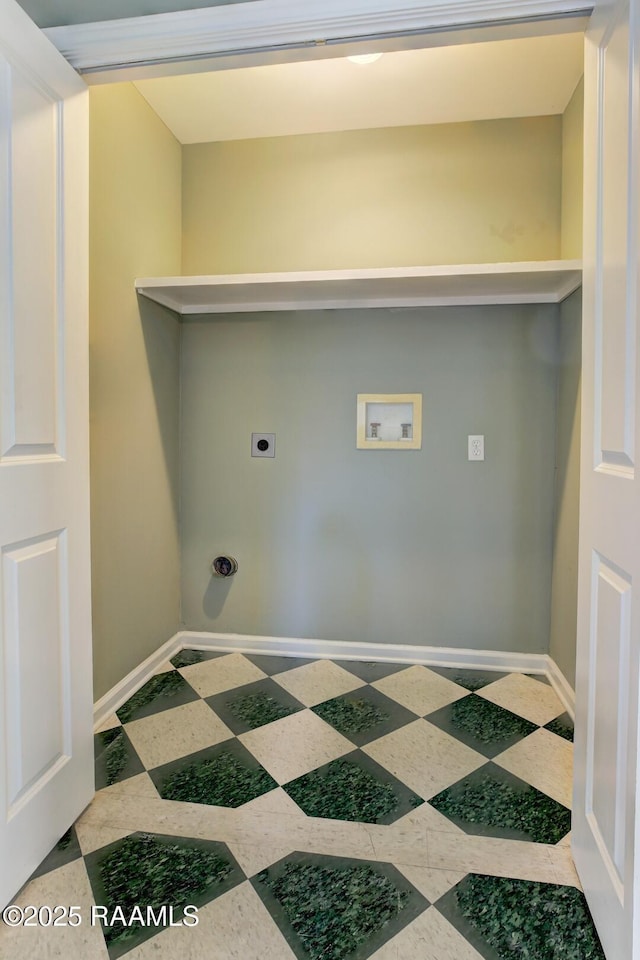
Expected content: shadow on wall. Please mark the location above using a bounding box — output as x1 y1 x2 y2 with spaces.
204 574 235 620
139 295 181 524
554 307 581 490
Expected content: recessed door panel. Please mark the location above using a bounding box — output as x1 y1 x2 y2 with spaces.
595 9 636 473
2 533 69 816
587 555 631 898
0 57 62 460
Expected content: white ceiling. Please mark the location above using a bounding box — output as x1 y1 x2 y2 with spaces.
134 32 584 145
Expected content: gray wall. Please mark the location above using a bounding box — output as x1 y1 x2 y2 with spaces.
180 304 559 654
549 290 582 687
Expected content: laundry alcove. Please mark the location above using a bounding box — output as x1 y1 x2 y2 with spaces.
88 39 584 708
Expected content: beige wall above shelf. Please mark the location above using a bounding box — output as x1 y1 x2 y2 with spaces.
135 260 582 316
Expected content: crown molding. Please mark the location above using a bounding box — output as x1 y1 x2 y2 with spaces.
44 0 592 76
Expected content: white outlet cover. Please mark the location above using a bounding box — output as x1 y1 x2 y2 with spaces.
468 435 485 461
252 433 276 457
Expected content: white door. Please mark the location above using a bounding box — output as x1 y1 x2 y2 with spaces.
572 0 640 957
0 0 92 906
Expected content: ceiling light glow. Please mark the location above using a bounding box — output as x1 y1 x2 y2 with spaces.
347 53 383 65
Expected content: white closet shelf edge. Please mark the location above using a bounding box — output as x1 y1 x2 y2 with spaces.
135 260 583 315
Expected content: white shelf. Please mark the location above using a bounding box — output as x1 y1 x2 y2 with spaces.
135 260 582 315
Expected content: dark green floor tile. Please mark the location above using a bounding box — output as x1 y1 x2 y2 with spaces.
244 654 316 675
436 873 605 960
85 831 244 958
149 738 277 808
206 677 305 734
544 712 574 742
427 666 509 692
339 660 410 683
312 687 417 746
29 826 82 881
283 751 423 824
252 852 429 960
429 762 571 844
116 671 199 724
170 648 226 669
424 694 538 758
95 727 145 789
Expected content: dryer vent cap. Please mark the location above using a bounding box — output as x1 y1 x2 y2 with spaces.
212 555 238 578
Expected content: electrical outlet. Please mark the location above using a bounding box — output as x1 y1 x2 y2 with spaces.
468 435 485 461
251 433 276 458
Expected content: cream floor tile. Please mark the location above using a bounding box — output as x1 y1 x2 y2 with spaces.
394 864 467 903
225 806 376 860
372 666 468 716
494 727 573 808
238 786 302 819
77 786 377 861
216 799 293 840
242 787 308 823
427 831 559 883
0 859 108 960
79 784 236 841
238 709 353 783
366 823 429 868
95 713 120 733
550 845 582 889
363 719 485 800
227 841 293 877
178 653 266 698
74 788 225 838
370 906 484 960
124 699 233 769
285 817 376 861
228 809 376 861
153 660 175 676
271 659 364 706
394 800 465 835
126 881 297 960
95 772 160 801
75 821 133 856
478 673 564 725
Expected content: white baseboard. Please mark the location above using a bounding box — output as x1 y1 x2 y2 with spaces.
174 629 550 673
93 633 182 731
546 656 576 720
95 629 576 728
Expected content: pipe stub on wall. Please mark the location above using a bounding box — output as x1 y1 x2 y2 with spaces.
211 555 238 578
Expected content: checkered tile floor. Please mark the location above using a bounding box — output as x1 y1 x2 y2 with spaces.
1 651 604 960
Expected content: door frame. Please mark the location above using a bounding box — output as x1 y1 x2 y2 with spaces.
43 0 593 81
21 0 622 933
46 0 593 754
50 0 597 863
